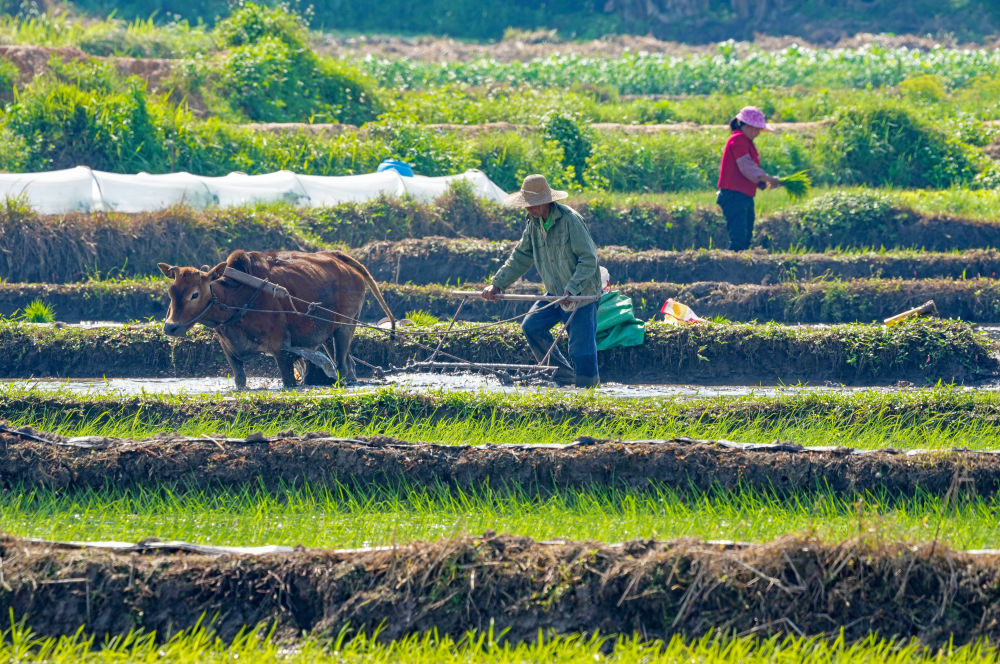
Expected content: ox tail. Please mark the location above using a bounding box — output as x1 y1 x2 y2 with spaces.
338 252 396 339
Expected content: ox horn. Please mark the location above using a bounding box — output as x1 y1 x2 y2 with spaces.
207 262 227 280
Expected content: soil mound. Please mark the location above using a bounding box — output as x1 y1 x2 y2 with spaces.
0 45 174 88
10 276 1000 326
0 319 993 385
356 240 1000 285
3 531 999 646
2 427 999 500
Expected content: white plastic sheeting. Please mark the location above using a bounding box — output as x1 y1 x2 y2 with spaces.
0 166 509 214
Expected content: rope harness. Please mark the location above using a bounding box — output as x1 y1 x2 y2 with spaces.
183 280 267 330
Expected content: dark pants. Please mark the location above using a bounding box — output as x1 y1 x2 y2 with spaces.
522 299 599 380
717 189 755 251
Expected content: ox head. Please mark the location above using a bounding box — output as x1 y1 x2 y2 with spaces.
158 261 227 337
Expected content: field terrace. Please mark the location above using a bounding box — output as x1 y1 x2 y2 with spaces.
1 6 1000 660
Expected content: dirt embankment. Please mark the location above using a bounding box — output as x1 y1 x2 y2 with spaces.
5 201 1000 284
355 238 1000 285
11 276 1000 325
3 530 1000 647
2 430 1000 500
0 319 992 385
0 206 318 284
360 279 1000 326
0 44 175 88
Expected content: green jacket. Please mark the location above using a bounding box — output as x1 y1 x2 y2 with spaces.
491 202 601 296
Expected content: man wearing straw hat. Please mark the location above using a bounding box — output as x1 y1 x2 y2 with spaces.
482 174 602 388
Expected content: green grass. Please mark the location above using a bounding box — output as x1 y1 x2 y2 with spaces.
16 299 54 323
0 12 214 57
3 388 1000 451
4 383 1000 451
3 624 1000 664
2 622 999 663
1 482 995 550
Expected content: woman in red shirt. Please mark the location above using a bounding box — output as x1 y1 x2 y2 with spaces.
716 106 782 251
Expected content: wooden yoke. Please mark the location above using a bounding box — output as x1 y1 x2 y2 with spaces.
224 267 290 298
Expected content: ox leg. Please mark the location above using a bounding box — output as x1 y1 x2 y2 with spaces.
274 351 299 388
221 345 248 391
331 326 358 384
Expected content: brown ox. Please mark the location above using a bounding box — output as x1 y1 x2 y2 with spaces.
158 249 395 389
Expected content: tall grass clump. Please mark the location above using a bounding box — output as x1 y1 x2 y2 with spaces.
360 115 474 175
0 11 214 57
210 2 380 124
585 132 710 192
472 131 569 191
824 102 983 188
542 110 592 186
1 70 163 172
18 299 54 322
0 58 18 102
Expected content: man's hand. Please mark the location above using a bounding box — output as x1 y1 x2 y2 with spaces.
763 175 782 189
482 284 502 302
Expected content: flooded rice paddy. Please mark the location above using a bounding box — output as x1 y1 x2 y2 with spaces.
0 372 937 399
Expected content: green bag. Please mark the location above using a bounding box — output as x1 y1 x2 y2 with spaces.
596 291 645 351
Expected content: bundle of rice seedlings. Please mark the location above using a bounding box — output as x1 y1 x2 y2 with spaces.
779 170 812 200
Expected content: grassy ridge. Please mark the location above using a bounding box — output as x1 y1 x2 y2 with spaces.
3 385 1000 449
0 319 991 384
10 277 1000 325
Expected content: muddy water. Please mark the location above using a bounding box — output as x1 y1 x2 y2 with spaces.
3 372 898 399
10 321 996 398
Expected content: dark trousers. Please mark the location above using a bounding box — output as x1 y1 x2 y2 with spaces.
717 189 755 251
522 299 599 379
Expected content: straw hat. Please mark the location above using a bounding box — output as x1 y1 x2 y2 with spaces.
503 174 568 207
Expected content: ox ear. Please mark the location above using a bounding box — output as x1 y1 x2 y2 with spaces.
157 262 177 279
207 262 227 280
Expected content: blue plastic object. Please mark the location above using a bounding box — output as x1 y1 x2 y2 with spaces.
376 159 414 177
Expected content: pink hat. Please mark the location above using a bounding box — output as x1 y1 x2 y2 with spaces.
736 106 771 131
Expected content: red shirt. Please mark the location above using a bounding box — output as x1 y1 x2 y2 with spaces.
717 130 760 197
